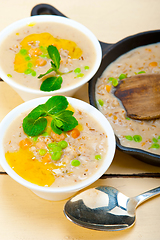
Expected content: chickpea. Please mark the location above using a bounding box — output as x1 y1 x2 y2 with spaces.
29 48 42 57
35 58 47 67
36 141 46 149
51 131 66 142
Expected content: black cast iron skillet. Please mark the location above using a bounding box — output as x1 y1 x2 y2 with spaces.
31 4 160 166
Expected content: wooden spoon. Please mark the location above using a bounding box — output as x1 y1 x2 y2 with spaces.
114 74 160 120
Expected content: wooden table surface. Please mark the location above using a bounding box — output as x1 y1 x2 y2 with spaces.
0 0 160 239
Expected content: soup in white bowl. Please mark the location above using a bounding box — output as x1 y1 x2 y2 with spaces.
0 15 102 101
0 96 115 200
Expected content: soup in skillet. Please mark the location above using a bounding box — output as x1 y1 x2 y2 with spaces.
96 42 160 154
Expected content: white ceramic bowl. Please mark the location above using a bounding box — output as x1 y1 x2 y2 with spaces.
0 15 102 101
0 96 115 201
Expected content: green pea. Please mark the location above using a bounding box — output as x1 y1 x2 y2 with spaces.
108 77 118 87
20 49 27 55
150 143 160 149
7 74 12 77
27 62 33 68
38 149 47 156
125 135 133 141
31 70 36 77
24 68 32 75
74 68 81 74
40 54 47 58
95 154 101 160
138 71 146 74
76 73 84 78
126 117 130 120
71 159 81 167
52 146 62 152
152 138 158 143
158 136 160 140
48 142 58 149
98 99 104 106
112 78 119 87
84 66 89 70
33 136 38 142
119 73 127 80
25 56 31 61
58 140 68 149
51 152 62 161
133 135 142 142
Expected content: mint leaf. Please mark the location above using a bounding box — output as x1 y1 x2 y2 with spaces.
38 68 55 79
48 45 61 69
23 117 47 136
53 110 78 132
26 104 47 119
45 96 68 115
22 96 79 137
40 76 63 92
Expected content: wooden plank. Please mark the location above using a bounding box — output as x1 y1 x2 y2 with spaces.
0 175 159 240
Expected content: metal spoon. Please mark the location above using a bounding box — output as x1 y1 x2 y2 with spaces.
64 186 160 231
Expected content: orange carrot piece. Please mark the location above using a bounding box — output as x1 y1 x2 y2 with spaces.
106 85 111 93
42 153 52 164
19 138 32 150
69 128 80 138
149 62 158 67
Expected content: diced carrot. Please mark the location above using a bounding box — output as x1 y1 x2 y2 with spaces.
106 85 111 93
69 128 80 138
145 48 151 52
19 138 32 150
113 115 117 120
141 142 146 147
42 153 51 164
149 62 158 67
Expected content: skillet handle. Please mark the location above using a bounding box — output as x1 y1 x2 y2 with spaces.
99 41 113 57
31 4 113 57
31 4 67 17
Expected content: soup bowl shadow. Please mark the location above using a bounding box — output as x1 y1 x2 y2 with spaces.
0 15 102 101
0 96 115 201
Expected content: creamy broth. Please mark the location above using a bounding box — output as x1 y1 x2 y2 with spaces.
96 43 160 154
4 107 108 187
0 22 96 90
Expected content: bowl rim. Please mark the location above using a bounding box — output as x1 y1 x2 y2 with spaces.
0 15 102 95
0 96 116 193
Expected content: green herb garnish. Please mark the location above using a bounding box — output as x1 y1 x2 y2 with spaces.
22 96 78 136
38 45 72 92
40 76 63 92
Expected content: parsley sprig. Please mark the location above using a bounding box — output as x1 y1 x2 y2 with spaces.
38 45 72 92
23 96 78 136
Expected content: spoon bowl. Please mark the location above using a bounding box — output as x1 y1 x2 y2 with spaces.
64 186 160 231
